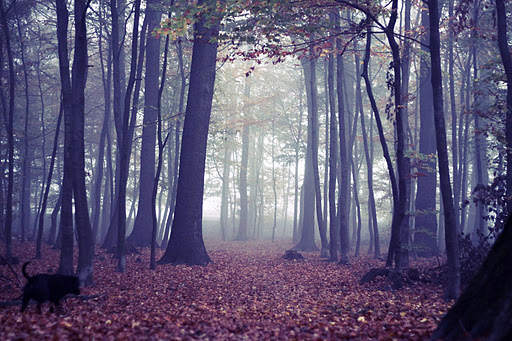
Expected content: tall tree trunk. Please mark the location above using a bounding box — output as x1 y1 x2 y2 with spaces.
496 0 512 216
0 0 15 263
158 0 220 265
308 41 329 257
55 0 75 275
429 0 460 300
128 0 162 247
336 16 350 264
448 0 460 233
151 23 171 270
293 58 319 252
356 53 379 258
361 18 399 268
36 104 63 259
328 13 339 262
161 40 185 249
92 3 112 243
117 0 142 272
414 8 438 257
72 0 94 285
292 72 304 243
236 78 251 241
18 14 32 243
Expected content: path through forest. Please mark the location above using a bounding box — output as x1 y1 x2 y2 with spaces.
1 241 450 339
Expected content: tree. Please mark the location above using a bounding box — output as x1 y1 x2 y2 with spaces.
158 0 221 265
236 77 251 241
128 0 162 247
428 0 460 300
0 0 15 263
431 215 512 340
414 8 438 257
496 0 512 215
117 0 142 272
292 56 319 253
55 0 76 275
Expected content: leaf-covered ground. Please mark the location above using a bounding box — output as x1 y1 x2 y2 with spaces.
1 240 451 340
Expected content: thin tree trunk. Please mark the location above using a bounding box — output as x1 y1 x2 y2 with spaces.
356 53 379 258
0 0 15 262
429 0 460 299
36 104 63 259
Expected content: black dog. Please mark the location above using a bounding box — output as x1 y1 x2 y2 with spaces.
21 262 80 313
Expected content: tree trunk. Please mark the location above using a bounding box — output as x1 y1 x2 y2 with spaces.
18 14 32 243
236 78 251 241
293 58 319 252
117 0 142 272
356 53 379 258
414 8 438 257
431 216 512 340
55 0 75 276
496 0 512 216
36 104 63 259
328 13 339 262
336 18 350 264
308 41 329 257
429 0 460 299
71 0 94 285
128 0 162 247
292 72 304 243
361 17 399 267
158 0 220 265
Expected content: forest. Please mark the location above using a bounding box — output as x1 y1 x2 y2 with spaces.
1 0 512 339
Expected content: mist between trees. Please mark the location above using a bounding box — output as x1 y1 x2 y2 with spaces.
1 0 512 338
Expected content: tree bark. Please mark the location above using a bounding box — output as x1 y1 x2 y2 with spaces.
128 0 162 247
158 0 220 265
429 0 460 300
308 41 329 257
431 216 512 340
293 58 319 252
36 103 63 259
496 0 512 216
414 8 438 257
236 78 251 241
55 0 75 276
336 17 350 264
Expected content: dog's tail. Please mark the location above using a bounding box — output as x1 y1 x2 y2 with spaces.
22 262 31 280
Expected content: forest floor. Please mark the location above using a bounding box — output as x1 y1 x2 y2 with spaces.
0 240 451 340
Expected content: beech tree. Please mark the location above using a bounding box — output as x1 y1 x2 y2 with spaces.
158 0 221 265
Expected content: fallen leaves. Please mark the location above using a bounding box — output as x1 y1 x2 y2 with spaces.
0 240 451 340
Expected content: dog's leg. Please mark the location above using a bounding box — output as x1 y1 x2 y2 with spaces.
20 297 29 312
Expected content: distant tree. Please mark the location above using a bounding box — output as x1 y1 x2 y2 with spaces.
236 78 251 241
158 0 221 265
